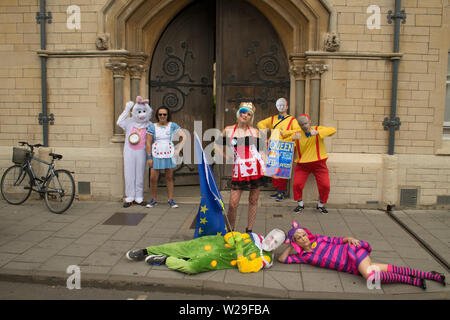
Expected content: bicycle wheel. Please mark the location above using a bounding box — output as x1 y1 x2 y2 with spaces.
1 165 32 205
44 169 75 214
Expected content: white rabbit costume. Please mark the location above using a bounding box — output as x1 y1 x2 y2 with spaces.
117 96 152 205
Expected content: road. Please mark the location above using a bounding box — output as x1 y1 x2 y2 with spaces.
0 280 259 300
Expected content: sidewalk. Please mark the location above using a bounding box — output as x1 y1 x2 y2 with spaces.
0 193 448 300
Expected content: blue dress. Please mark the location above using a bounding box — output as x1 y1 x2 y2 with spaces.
147 122 180 170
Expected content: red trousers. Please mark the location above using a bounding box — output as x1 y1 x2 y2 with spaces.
272 177 288 192
293 159 330 203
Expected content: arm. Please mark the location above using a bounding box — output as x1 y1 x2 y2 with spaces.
317 126 336 138
117 101 134 129
278 245 292 263
146 133 153 168
174 128 187 156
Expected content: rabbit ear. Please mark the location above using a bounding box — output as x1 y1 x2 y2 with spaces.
292 221 299 228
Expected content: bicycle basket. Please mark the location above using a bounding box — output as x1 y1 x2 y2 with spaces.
12 147 30 164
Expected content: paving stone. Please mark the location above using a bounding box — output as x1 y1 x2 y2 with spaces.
13 247 59 263
302 271 343 292
0 240 36 254
38 255 85 272
264 270 303 291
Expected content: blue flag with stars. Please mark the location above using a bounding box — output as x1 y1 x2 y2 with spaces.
193 132 227 238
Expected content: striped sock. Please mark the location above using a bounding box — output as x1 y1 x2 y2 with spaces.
372 271 423 288
388 264 444 283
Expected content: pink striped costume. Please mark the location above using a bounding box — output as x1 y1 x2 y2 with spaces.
283 221 371 275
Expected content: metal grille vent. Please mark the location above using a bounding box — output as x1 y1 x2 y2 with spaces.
400 188 418 207
437 195 450 205
78 181 91 195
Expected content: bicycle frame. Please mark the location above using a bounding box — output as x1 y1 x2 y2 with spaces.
24 155 57 193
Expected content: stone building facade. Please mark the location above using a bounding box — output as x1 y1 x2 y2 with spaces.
0 0 449 208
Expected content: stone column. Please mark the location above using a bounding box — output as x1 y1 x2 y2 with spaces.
128 60 145 101
106 59 128 138
289 58 307 116
304 63 328 125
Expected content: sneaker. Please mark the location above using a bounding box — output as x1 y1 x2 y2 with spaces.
134 200 148 206
126 249 146 261
146 199 157 208
145 254 168 266
275 192 285 202
317 206 328 214
168 199 179 208
270 191 279 198
294 205 304 213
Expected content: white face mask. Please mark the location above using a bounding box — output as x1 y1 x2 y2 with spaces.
276 98 288 113
262 229 285 251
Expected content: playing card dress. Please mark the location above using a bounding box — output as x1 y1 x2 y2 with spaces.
228 125 265 190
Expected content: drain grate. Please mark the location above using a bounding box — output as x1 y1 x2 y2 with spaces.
102 212 147 226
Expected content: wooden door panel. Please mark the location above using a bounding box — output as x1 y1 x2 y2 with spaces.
150 0 214 186
216 0 290 189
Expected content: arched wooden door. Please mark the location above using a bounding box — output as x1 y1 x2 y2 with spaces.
216 0 290 189
149 0 290 188
149 0 215 186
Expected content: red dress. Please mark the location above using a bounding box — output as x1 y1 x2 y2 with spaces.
229 125 265 190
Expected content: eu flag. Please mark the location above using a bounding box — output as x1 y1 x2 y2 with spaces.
193 132 227 238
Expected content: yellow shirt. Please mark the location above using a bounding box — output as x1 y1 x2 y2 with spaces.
283 126 336 163
257 115 300 142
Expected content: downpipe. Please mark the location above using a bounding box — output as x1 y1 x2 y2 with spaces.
383 0 405 154
36 0 53 147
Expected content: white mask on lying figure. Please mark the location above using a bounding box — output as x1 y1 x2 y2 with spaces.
262 228 285 251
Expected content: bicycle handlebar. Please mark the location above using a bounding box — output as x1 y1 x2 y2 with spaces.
19 142 44 152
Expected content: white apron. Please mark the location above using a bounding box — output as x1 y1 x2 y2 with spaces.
152 123 175 159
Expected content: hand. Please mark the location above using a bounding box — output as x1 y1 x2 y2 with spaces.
147 159 153 168
346 237 360 247
125 101 134 110
309 128 318 136
279 129 284 136
292 132 301 140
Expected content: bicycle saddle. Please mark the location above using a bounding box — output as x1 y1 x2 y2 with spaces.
49 153 63 160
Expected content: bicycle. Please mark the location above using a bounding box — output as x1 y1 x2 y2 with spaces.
1 142 75 214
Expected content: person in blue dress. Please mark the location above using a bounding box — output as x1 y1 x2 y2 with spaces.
146 106 186 208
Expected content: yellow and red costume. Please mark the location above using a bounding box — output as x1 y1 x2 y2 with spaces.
282 124 336 203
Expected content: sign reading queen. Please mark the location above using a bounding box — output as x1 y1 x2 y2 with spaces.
265 139 295 179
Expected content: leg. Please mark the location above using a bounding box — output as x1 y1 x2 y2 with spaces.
134 150 146 203
150 169 159 200
123 150 136 203
293 163 310 201
387 264 445 285
312 160 330 204
358 256 425 288
227 189 243 231
247 186 260 231
165 168 174 200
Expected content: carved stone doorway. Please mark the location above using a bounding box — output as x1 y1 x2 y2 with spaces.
148 0 290 188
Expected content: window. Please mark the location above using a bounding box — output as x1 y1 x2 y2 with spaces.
444 52 450 138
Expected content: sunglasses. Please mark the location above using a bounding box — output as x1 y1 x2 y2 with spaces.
158 113 168 116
